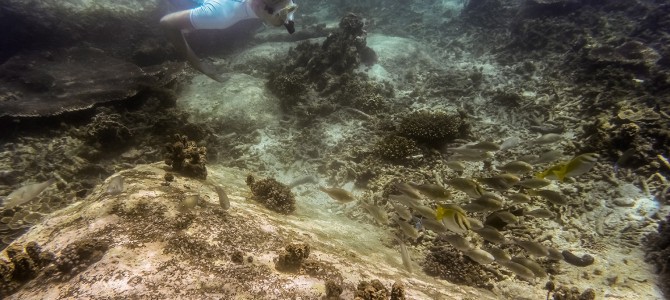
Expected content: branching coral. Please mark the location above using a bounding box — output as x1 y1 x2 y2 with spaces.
164 134 207 179
246 175 296 214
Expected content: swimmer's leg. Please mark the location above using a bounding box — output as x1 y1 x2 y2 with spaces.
160 10 225 82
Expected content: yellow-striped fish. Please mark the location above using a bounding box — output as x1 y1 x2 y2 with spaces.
537 153 598 181
435 204 470 234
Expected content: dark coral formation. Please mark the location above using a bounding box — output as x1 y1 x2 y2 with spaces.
55 238 109 280
549 285 596 300
266 13 385 122
353 279 408 300
423 245 494 290
81 110 133 151
398 111 467 147
325 280 343 299
164 134 208 179
246 175 296 214
0 242 55 298
373 135 420 162
644 212 670 298
274 243 310 272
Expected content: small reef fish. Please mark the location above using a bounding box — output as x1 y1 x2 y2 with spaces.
389 194 421 208
493 211 518 224
3 179 56 209
531 133 562 145
106 175 124 196
408 183 451 201
288 175 318 188
436 204 470 234
498 161 534 174
422 218 448 233
445 161 466 172
461 202 489 213
398 240 413 273
440 233 473 251
515 178 551 189
391 202 412 220
511 256 547 278
471 195 504 211
534 150 563 164
537 153 598 181
524 208 555 219
529 189 567 205
465 141 501 151
394 182 423 200
395 218 420 239
319 186 355 203
514 239 549 257
446 178 483 198
473 226 506 244
181 194 200 210
464 248 495 265
362 202 389 225
487 246 511 261
478 174 520 191
215 185 230 210
498 260 536 281
508 193 531 204
467 217 484 230
547 247 564 261
450 151 494 162
413 204 437 219
500 137 521 150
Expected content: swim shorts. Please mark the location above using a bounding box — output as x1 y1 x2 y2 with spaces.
189 0 257 30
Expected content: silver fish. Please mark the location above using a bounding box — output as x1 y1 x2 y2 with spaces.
409 183 451 201
391 202 412 220
389 194 421 208
531 189 567 205
446 178 483 198
394 182 423 200
515 178 551 189
465 141 501 151
288 175 318 188
215 185 230 210
534 150 563 164
106 176 124 196
473 226 506 244
445 161 466 172
511 256 547 278
514 239 549 257
498 161 533 174
467 217 484 230
524 208 555 219
362 202 389 225
450 151 494 161
478 174 520 191
398 240 413 273
319 186 355 203
508 193 531 203
487 246 511 261
498 260 536 281
413 205 436 219
464 248 495 265
422 218 448 233
531 133 562 145
469 197 503 211
440 233 473 251
500 137 521 150
3 179 56 209
493 211 518 224
396 219 420 239
547 247 563 261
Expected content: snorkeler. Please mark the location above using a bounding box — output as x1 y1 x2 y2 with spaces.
160 0 298 82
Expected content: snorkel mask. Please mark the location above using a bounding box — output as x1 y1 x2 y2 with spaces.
264 0 297 34
283 4 296 34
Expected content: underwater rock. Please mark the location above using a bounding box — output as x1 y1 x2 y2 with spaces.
246 175 296 214
274 243 310 272
55 239 109 279
0 47 154 118
164 134 207 180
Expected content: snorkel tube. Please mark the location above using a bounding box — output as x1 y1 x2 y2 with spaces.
284 9 295 34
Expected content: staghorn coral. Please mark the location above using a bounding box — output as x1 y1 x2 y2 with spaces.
246 175 296 214
373 135 420 162
398 111 467 147
274 243 310 272
164 134 207 179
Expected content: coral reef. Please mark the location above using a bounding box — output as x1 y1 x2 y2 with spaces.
398 111 467 147
274 243 310 272
325 280 343 299
54 238 109 280
644 212 670 298
423 245 494 290
246 175 296 214
372 135 420 162
164 134 208 179
549 285 596 300
354 279 389 300
0 241 55 297
81 110 132 151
